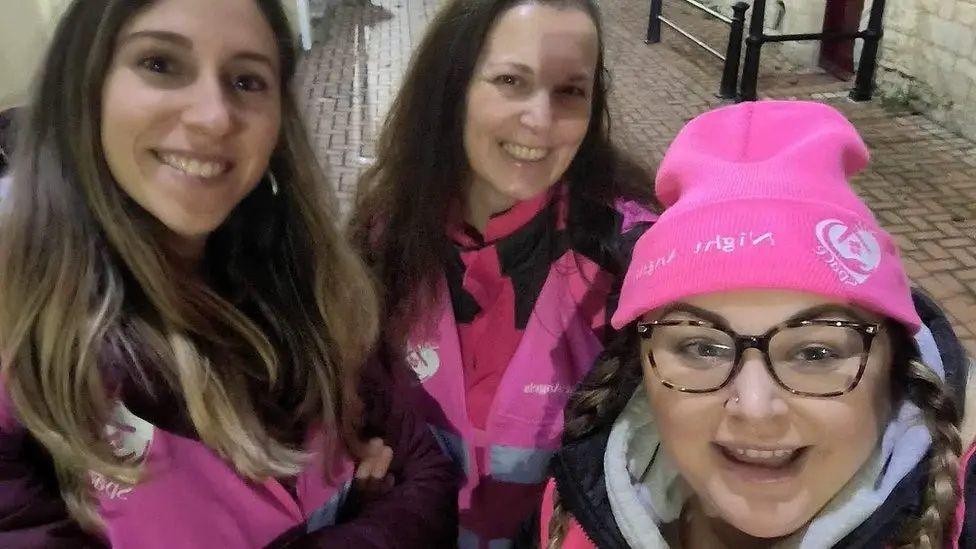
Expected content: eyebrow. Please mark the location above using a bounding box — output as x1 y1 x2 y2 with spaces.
119 30 192 49
564 73 593 84
118 30 278 71
787 304 870 323
484 61 593 83
234 52 278 71
659 303 727 327
491 60 527 70
659 302 869 328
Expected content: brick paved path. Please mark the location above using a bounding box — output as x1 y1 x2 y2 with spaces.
296 0 976 361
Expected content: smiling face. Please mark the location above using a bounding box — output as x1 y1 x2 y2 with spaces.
641 290 893 538
100 0 281 258
462 2 598 221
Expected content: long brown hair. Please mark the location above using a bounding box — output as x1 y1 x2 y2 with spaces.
349 0 654 342
546 323 961 549
0 0 378 530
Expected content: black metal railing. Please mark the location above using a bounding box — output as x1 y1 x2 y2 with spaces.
647 0 750 99
739 0 887 101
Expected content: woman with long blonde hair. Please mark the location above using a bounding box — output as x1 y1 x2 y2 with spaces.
0 0 455 546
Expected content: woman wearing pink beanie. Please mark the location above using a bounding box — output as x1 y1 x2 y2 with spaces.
538 101 974 548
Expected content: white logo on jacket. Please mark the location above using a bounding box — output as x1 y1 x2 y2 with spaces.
90 403 155 500
405 343 440 383
815 219 881 286
523 382 572 395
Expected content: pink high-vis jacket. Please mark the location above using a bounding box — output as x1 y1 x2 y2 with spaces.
399 195 656 548
0 358 458 548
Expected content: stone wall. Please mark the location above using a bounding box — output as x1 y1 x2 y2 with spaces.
876 0 976 140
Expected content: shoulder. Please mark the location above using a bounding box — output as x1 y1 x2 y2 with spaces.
536 479 597 549
569 196 658 274
612 198 658 235
911 288 970 408
548 422 634 549
610 199 657 271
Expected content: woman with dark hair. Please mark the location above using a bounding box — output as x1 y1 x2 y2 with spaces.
0 0 455 546
350 0 656 545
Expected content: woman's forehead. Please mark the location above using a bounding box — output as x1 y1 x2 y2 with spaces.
479 4 598 79
117 0 279 67
642 290 881 332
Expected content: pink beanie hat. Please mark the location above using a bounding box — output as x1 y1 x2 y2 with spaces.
611 100 921 333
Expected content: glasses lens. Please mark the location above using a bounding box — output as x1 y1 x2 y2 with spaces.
769 325 866 395
647 324 736 391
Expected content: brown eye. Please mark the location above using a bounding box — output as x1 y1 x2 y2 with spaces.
792 345 841 363
681 339 734 360
558 86 587 98
139 55 173 74
233 74 269 92
494 74 520 86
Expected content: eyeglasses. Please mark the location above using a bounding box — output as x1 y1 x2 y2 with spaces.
636 318 880 397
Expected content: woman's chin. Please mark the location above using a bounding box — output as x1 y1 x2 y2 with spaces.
721 510 812 539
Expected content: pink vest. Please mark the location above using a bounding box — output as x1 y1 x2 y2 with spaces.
403 200 654 548
1 390 355 548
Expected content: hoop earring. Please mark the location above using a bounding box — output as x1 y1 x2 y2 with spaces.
268 172 280 196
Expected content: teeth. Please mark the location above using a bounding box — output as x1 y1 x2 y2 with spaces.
502 142 549 162
159 153 228 178
732 447 796 460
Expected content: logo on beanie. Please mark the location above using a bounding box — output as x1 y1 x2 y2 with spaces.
815 219 881 286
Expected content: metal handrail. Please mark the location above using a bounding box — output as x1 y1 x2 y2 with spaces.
646 1 750 99
658 16 725 60
682 0 733 25
763 30 867 43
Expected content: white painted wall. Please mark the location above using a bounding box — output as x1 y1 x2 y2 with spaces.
0 0 66 109
875 0 976 139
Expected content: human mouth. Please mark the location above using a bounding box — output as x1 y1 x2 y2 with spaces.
726 446 798 466
154 151 232 179
714 443 809 482
500 142 549 162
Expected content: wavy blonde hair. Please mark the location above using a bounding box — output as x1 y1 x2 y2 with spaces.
547 324 961 549
0 0 378 530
